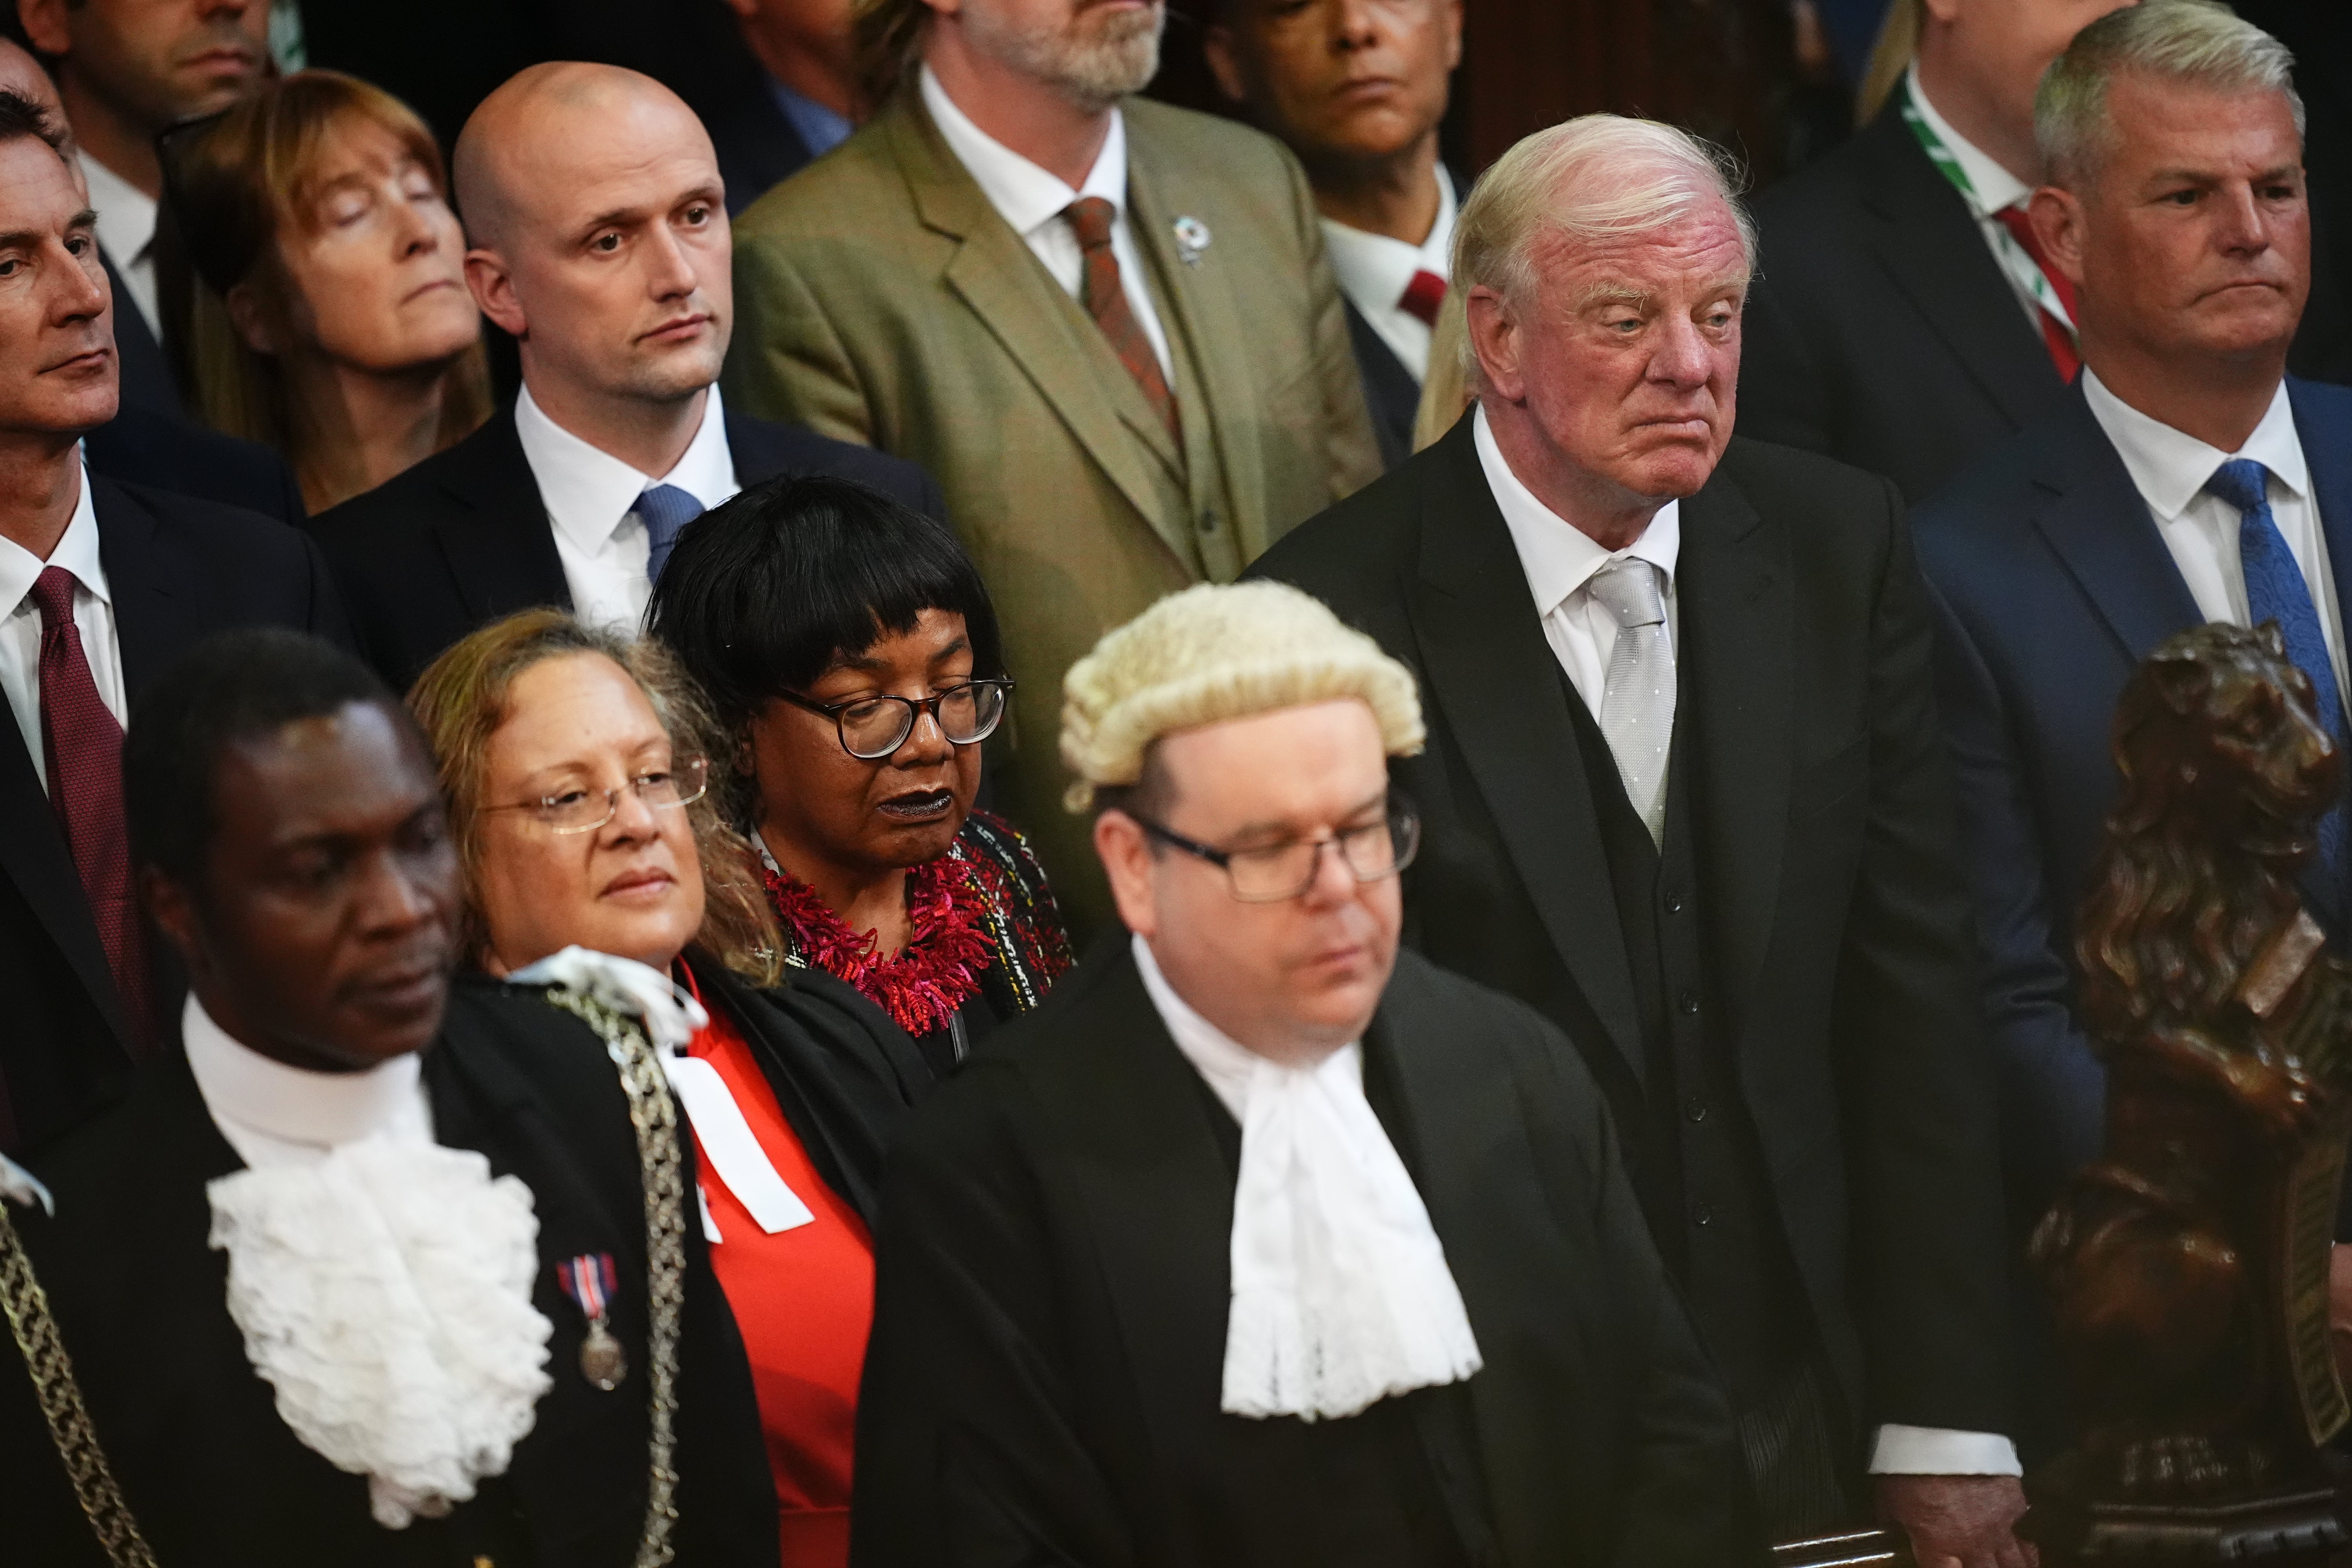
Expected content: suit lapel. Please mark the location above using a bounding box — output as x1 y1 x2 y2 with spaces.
96 479 203 701
1853 108 2063 429
427 408 572 621
888 98 1194 567
2292 379 2352 640
1675 470 1793 1035
2027 387 2204 663
1126 132 1265 524
1407 428 1645 1083
0 720 125 1049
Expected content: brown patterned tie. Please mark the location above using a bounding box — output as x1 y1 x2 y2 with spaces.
1062 197 1180 443
29 568 151 1056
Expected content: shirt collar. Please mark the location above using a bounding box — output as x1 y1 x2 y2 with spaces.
1906 63 2033 216
2080 368 2307 522
511 382 738 555
182 992 426 1154
768 77 854 160
1472 405 1681 619
76 152 158 266
0 459 111 621
1132 934 1359 1123
1319 163 1458 318
921 62 1129 238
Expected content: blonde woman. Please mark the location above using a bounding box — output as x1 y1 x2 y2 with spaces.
160 71 492 513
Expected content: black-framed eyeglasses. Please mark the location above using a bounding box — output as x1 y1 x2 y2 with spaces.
1129 797 1421 904
483 756 710 835
774 679 1014 760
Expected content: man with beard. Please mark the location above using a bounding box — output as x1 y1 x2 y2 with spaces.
13 0 274 418
724 0 1382 934
311 62 940 692
0 627 778 1566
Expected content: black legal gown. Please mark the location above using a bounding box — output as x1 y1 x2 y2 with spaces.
851 941 1761 1568
0 976 789 1568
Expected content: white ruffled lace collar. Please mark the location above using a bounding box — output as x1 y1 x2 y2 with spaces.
187 996 554 1529
1132 936 1483 1422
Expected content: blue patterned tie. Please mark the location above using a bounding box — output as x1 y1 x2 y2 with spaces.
2209 457 2347 881
638 484 703 585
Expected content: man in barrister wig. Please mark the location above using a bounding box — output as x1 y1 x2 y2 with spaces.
851 579 1756 1568
0 628 778 1567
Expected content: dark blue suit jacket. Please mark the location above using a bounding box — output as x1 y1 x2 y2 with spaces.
1915 376 2352 1229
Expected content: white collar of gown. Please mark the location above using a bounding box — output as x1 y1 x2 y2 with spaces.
1132 935 1483 1420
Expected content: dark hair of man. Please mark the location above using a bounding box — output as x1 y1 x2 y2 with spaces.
646 473 1006 739
0 86 64 154
1090 743 1179 841
124 628 403 893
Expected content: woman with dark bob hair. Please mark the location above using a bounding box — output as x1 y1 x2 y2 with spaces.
648 474 1072 1089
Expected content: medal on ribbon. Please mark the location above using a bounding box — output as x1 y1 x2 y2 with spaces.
556 1252 628 1391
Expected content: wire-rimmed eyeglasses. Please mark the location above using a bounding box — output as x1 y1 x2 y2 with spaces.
483 756 710 835
774 679 1014 761
1129 797 1421 904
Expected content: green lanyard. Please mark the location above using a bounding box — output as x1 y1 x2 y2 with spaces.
1900 74 2076 332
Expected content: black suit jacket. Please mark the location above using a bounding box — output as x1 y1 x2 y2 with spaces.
1739 103 2071 503
82 405 307 526
0 481 352 1157
853 940 1754 1568
311 403 945 691
1250 417 2013 1437
101 249 181 422
1348 300 1422 472
4 980 777 1568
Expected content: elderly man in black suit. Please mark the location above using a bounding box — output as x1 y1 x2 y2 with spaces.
1738 0 2129 502
2 628 778 1566
0 89 349 1160
1252 115 2025 1565
313 62 938 693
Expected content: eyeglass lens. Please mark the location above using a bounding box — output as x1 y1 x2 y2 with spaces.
839 683 1008 759
539 756 710 833
1225 811 1421 903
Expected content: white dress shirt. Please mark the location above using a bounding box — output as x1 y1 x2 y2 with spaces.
1319 164 1457 383
1906 66 2061 341
920 64 1174 382
2081 370 2345 705
78 154 162 342
0 463 124 786
183 993 435 1169
1471 406 2022 1479
511 382 742 634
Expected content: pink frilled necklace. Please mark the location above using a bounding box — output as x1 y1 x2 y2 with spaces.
754 833 995 1037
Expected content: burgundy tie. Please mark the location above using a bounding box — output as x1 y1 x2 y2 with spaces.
1063 198 1181 443
1399 269 1447 329
1992 207 2081 382
29 568 151 1055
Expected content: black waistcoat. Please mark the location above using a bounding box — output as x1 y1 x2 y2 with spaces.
1559 681 1815 1411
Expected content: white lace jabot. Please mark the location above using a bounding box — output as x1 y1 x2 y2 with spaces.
1132 936 1483 1421
187 995 554 1529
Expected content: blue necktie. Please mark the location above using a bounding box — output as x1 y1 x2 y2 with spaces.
2209 456 2347 880
638 484 703 585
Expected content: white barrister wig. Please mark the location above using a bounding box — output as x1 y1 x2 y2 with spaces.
1059 581 1426 811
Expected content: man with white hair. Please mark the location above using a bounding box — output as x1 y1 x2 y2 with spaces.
1915 0 2344 1450
724 0 1383 934
852 580 1753 1567
1255 116 2027 1564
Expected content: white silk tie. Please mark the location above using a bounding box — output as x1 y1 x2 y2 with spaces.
1586 557 1676 845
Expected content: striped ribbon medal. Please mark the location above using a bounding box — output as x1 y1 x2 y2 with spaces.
556 1252 628 1392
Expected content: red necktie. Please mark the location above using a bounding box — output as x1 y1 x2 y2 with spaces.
1399 269 1447 328
30 568 151 1056
1992 207 2081 382
1063 198 1180 443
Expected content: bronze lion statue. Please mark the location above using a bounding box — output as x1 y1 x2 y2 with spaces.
2034 620 2352 1505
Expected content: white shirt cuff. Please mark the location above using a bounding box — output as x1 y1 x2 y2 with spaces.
1867 1425 2023 1475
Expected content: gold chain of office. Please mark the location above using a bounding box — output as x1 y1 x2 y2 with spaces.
541 986 688 1568
0 1199 160 1568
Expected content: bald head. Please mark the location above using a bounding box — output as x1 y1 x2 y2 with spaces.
454 62 732 469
